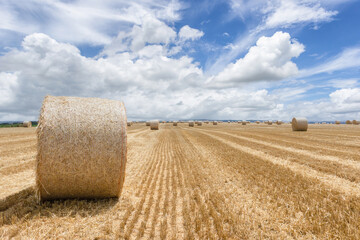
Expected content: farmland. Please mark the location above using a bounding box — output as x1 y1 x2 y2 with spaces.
1 123 360 239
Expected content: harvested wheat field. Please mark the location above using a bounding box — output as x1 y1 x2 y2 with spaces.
1 123 360 239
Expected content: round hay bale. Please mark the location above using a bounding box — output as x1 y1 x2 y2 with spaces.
127 121 132 126
242 121 246 125
346 120 352 124
36 96 127 201
189 121 194 127
292 117 308 131
276 120 282 125
173 122 178 126
268 121 273 125
146 121 150 126
150 120 159 130
335 120 341 124
23 121 32 128
197 121 203 126
352 120 359 125
256 121 260 124
213 121 218 125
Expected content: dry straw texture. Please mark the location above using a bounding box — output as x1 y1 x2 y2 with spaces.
213 121 218 125
335 121 341 124
173 122 178 126
346 120 352 124
268 121 273 125
189 121 194 127
23 121 32 128
127 122 132 126
36 95 127 201
146 121 150 126
292 117 308 131
352 120 359 125
197 121 203 126
242 121 246 125
150 120 159 130
256 121 260 124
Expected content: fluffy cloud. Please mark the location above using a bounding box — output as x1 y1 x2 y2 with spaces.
264 0 337 29
209 31 304 87
178 25 204 41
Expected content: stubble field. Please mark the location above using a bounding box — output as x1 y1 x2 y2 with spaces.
0 123 360 239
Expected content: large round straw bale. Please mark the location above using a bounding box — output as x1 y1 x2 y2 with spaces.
256 121 260 124
173 122 178 126
268 121 273 125
352 120 359 125
36 96 127 201
197 121 203 126
150 120 159 130
335 120 340 124
242 121 246 125
346 120 352 124
292 117 308 131
127 121 132 126
146 121 150 126
189 121 194 127
23 121 32 128
276 120 282 125
213 121 218 125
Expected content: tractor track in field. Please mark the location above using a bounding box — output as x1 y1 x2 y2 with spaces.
213 128 360 160
194 128 360 183
186 127 360 198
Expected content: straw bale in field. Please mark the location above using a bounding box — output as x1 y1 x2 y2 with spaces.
213 121 218 125
146 121 150 126
189 121 194 127
352 120 359 125
23 121 32 128
36 95 127 201
256 121 260 124
276 120 282 125
335 120 341 124
292 117 308 131
173 122 178 126
127 121 132 126
242 121 246 125
150 120 159 130
197 121 203 126
346 120 352 124
268 121 273 125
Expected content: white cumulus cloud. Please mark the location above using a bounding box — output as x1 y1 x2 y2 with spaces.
209 31 304 87
178 25 204 41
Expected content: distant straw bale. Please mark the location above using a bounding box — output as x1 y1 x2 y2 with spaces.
335 121 341 124
189 121 195 127
23 121 32 128
352 120 359 125
36 95 127 201
197 121 203 126
213 121 218 125
127 121 132 126
173 122 178 126
150 120 159 130
346 120 352 124
292 117 308 131
242 121 246 125
146 121 150 126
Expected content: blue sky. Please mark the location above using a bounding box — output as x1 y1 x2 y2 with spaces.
0 0 360 121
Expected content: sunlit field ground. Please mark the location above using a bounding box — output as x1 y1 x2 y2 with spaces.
1 123 360 239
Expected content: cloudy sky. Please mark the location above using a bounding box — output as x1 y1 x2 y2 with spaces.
1 0 360 121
